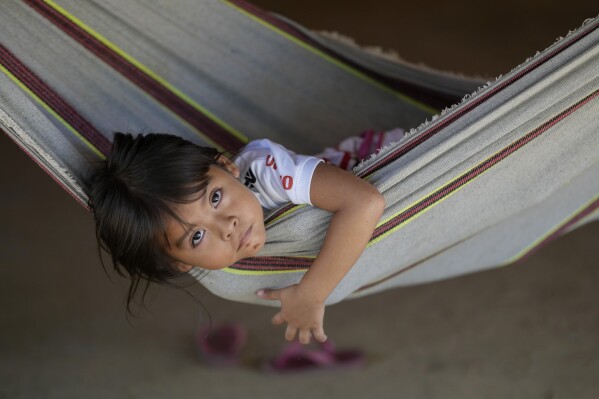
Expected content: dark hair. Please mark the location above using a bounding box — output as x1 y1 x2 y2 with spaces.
85 133 220 314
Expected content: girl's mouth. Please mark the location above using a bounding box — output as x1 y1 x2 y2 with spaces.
238 225 252 251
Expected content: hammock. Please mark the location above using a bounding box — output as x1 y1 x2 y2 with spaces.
1 0 598 307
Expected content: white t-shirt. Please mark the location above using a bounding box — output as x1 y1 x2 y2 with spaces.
233 139 323 209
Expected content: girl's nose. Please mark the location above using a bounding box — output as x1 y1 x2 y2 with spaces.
221 216 238 240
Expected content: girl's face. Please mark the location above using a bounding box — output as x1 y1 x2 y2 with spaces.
164 163 266 271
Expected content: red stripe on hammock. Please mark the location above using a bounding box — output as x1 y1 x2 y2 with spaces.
0 43 111 156
229 90 599 272
24 0 245 152
232 256 313 271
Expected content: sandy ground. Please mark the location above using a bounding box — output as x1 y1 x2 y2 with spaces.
1 1 598 398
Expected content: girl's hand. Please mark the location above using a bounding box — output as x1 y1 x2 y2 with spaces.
257 285 327 344
256 163 383 345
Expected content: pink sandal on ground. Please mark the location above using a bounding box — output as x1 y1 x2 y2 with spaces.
196 322 248 367
263 340 365 373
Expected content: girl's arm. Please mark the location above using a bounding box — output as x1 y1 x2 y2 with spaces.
257 162 385 344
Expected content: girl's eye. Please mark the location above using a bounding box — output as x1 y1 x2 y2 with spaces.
191 230 205 247
210 189 222 207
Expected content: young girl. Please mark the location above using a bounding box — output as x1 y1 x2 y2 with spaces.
87 130 403 345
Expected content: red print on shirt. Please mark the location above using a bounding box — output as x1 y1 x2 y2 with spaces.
266 154 294 190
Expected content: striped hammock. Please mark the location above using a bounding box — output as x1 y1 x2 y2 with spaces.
1 0 597 306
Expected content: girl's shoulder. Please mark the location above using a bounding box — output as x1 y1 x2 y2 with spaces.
241 138 284 153
238 139 297 162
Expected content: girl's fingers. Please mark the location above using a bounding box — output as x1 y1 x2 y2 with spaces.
312 328 328 343
298 329 312 345
285 325 298 341
256 289 280 300
271 313 285 325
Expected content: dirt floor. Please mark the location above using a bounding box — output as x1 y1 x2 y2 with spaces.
1 1 598 398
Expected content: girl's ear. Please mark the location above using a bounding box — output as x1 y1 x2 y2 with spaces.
215 154 240 178
173 261 193 273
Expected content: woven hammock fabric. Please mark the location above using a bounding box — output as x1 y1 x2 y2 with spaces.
1 0 597 306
